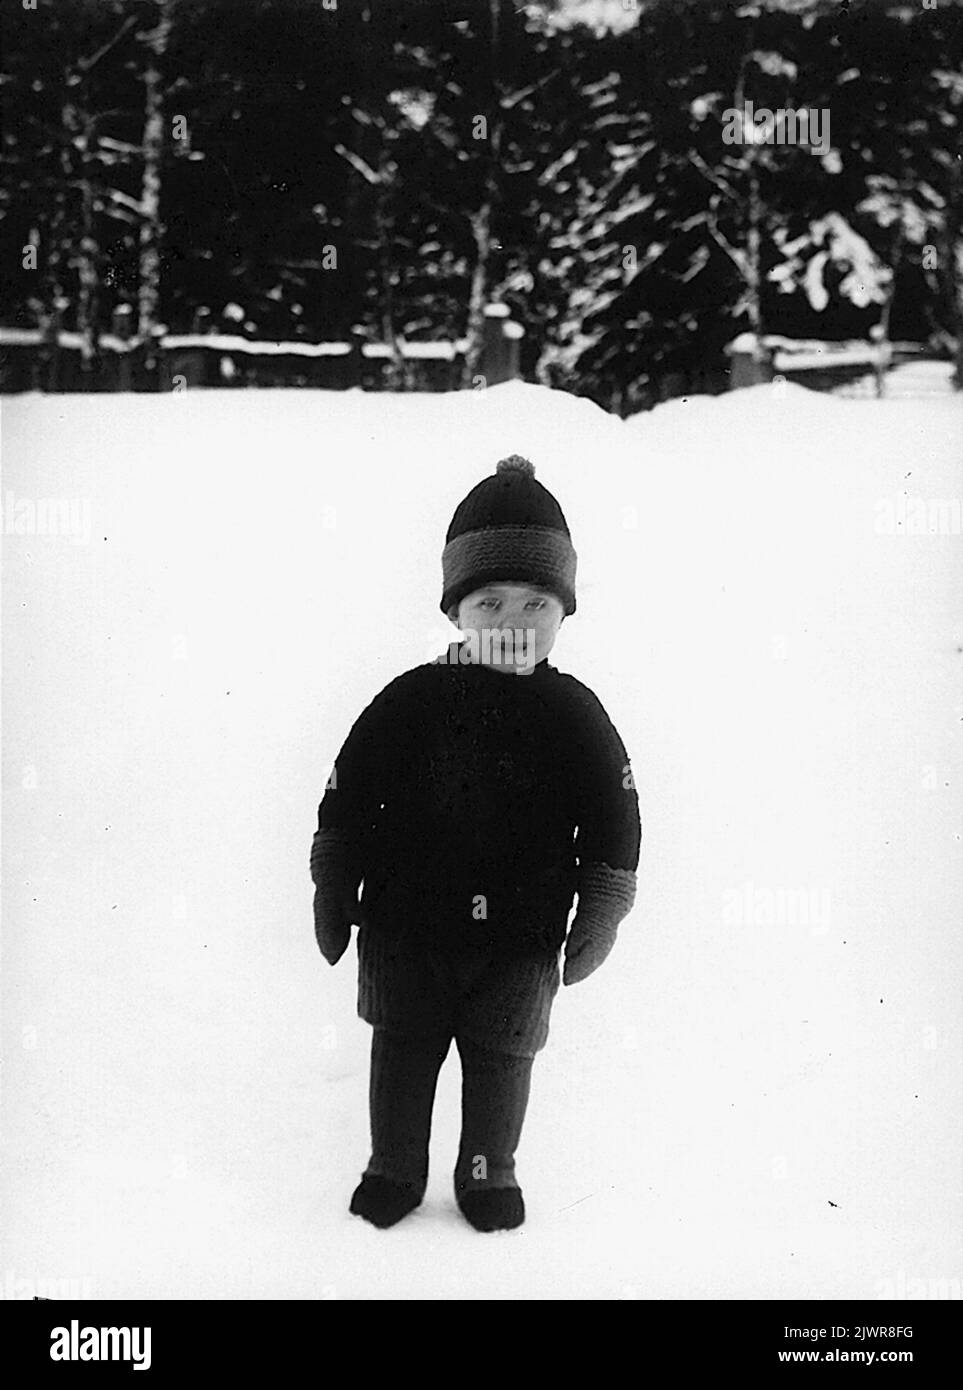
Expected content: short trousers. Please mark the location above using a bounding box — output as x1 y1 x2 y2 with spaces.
356 923 562 1058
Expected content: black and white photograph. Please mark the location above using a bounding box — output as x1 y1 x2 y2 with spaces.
2 0 962 1324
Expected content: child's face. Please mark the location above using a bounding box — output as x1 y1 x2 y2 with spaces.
448 582 565 674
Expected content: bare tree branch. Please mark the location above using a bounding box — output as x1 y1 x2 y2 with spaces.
698 196 748 277
71 14 140 83
333 143 382 187
686 148 739 204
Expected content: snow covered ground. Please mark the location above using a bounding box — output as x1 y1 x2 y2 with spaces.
2 379 961 1300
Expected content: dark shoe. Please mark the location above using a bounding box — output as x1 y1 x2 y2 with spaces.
349 1174 422 1229
456 1186 525 1232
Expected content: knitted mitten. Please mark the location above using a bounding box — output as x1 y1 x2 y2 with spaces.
563 862 637 985
310 828 360 966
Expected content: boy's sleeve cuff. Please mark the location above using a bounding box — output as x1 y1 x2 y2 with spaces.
576 861 637 926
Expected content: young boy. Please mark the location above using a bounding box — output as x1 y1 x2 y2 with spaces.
310 454 641 1232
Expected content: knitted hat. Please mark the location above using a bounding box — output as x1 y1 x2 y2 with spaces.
440 455 577 618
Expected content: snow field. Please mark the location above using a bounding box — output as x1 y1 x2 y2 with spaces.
1 380 961 1297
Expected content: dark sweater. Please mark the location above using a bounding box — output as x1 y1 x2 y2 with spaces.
311 641 641 956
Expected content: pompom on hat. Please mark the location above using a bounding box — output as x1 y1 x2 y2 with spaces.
440 455 577 618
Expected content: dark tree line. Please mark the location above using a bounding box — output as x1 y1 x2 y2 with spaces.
2 0 961 409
